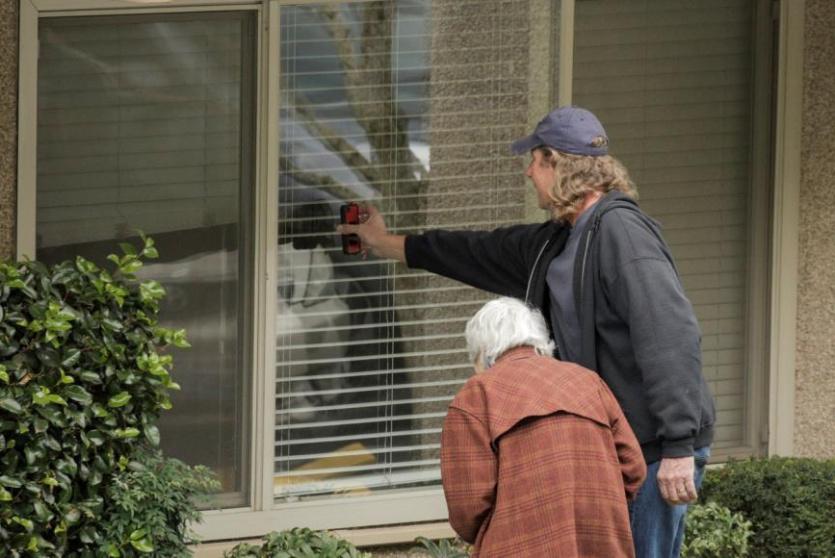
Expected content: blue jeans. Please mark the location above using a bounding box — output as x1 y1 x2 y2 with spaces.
629 446 711 558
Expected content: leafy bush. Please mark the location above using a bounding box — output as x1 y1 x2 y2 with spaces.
681 501 752 558
411 536 470 557
700 457 835 558
223 528 370 558
0 237 208 555
99 449 219 556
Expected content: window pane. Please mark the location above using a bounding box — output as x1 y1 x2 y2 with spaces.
35 12 256 504
276 0 531 501
572 0 756 452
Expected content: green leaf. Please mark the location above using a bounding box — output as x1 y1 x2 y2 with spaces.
80 370 103 384
41 475 59 487
108 392 132 408
13 516 34 532
86 430 106 447
144 424 160 446
47 394 68 406
130 529 155 553
119 242 137 256
33 388 67 407
33 417 48 433
33 500 51 521
63 385 93 406
0 397 22 414
0 486 12 501
114 427 140 439
35 405 67 427
139 281 166 302
142 245 159 259
130 537 155 554
64 507 81 524
101 318 124 331
0 475 23 488
120 259 143 275
61 348 82 368
75 256 99 274
0 367 8 384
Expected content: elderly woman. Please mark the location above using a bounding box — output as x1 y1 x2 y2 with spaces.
441 297 646 557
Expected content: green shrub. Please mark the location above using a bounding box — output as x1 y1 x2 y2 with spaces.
411 536 470 557
681 501 752 558
0 237 208 555
99 449 219 557
223 528 371 558
700 457 835 558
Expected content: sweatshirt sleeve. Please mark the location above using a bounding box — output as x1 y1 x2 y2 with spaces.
441 407 496 544
601 211 711 458
597 379 646 500
405 224 551 299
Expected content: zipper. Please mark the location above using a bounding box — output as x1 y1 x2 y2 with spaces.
578 213 604 307
525 238 551 304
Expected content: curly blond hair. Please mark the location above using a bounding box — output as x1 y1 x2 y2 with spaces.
537 147 638 223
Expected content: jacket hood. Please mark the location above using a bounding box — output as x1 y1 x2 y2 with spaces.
449 347 610 444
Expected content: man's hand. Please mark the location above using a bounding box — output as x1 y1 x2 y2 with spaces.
657 456 698 505
336 204 406 262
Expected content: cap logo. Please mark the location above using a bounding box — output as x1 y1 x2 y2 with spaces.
590 136 608 148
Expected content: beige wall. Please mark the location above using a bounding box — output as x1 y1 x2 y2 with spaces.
795 0 835 458
0 0 17 260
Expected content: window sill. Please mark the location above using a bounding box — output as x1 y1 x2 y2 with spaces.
189 522 455 558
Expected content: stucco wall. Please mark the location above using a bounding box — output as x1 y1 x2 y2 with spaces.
0 1 17 260
795 0 835 458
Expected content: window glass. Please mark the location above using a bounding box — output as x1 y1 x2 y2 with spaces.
572 0 757 452
35 12 256 504
275 0 531 500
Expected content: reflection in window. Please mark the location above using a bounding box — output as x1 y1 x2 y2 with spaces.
275 0 530 500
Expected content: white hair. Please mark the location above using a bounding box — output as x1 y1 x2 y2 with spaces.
465 297 555 369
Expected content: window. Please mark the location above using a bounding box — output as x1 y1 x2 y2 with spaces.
275 0 531 502
33 11 257 506
570 0 771 457
17 0 772 541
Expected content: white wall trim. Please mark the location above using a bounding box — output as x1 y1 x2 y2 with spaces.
524 0 555 222
768 0 804 457
194 488 448 541
557 0 574 107
31 0 259 11
254 0 280 513
16 0 38 261
190 522 456 558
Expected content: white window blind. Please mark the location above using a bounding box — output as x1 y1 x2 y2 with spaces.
572 0 756 451
34 12 257 502
275 0 531 500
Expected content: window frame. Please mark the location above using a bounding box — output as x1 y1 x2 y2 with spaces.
15 0 797 543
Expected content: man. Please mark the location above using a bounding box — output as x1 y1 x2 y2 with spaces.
443 297 645 557
338 106 716 558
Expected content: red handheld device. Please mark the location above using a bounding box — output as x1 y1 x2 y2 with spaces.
340 202 362 255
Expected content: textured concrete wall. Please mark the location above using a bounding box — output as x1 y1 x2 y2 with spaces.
0 1 17 260
795 0 835 458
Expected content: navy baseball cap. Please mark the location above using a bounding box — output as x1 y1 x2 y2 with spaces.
510 106 609 156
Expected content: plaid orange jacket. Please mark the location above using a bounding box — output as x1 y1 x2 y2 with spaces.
441 347 646 557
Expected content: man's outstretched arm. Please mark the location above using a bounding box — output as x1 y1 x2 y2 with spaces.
336 204 406 262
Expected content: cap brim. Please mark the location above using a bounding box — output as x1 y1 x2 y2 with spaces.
510 134 541 155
